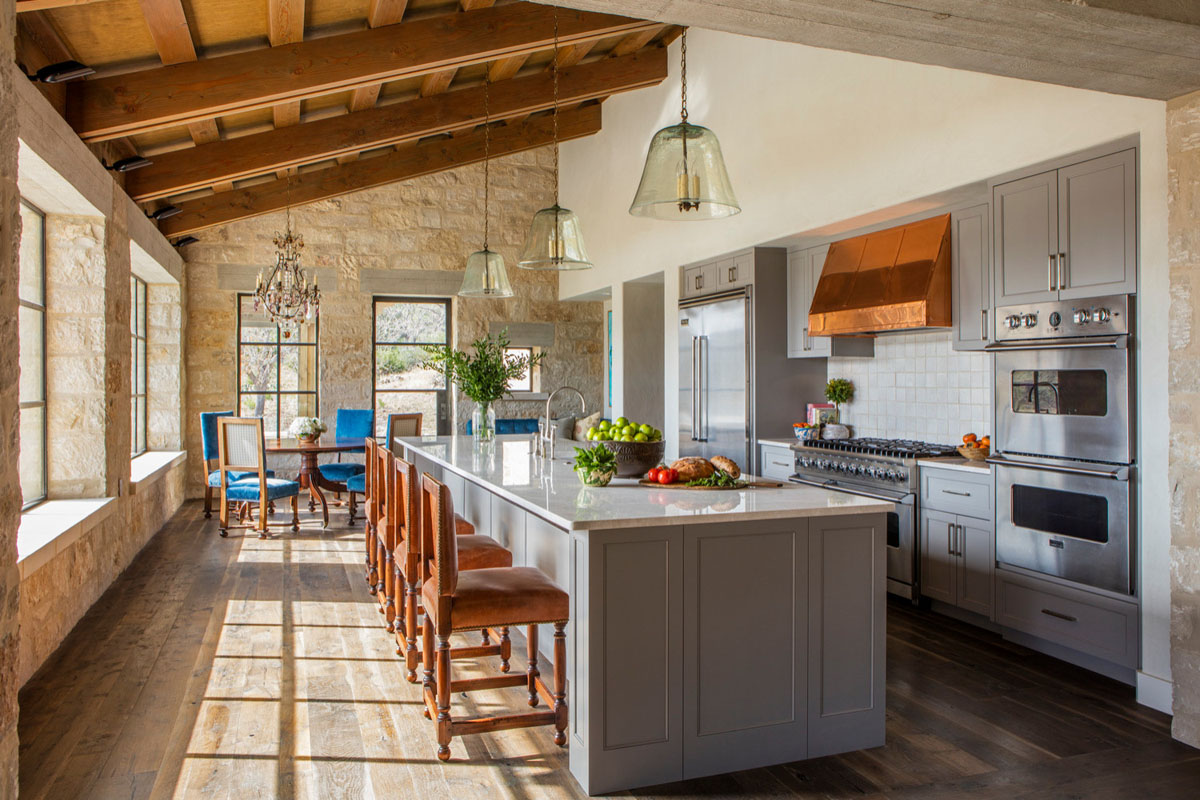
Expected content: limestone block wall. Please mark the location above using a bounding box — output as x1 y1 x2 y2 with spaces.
0 0 22 790
17 462 186 685
45 216 108 498
1168 88 1200 748
148 281 184 450
184 147 604 497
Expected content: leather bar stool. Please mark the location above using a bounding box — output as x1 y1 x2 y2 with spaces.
393 456 512 682
362 438 380 593
419 473 569 761
373 444 398 631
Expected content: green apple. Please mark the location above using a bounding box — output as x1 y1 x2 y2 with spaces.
614 416 629 428
621 425 635 437
598 419 611 430
649 429 662 441
634 432 649 442
587 426 599 439
638 423 653 435
621 434 635 442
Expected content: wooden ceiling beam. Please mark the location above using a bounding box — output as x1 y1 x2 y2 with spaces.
128 49 664 202
367 0 409 27
419 0 497 98
159 104 602 237
267 0 306 179
136 1 220 150
67 2 660 141
17 0 107 11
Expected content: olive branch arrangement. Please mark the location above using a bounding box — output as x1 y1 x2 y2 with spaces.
420 329 545 405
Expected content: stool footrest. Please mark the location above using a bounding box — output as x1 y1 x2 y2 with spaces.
534 675 556 708
450 674 527 693
446 644 502 659
451 711 557 737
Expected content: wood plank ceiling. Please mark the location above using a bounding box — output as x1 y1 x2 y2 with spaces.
14 0 678 238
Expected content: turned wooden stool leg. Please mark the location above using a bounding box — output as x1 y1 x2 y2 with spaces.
382 548 395 633
291 495 299 532
481 629 491 647
526 624 540 708
405 585 421 682
499 627 511 673
422 618 435 719
436 635 453 761
204 487 213 518
553 622 567 746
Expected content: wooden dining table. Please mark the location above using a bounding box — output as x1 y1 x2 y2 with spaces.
265 438 363 528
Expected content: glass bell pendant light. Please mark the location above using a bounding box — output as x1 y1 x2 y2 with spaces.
459 75 514 298
518 7 592 271
629 29 740 220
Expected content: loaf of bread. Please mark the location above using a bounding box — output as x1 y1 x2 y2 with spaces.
710 456 741 479
670 457 715 482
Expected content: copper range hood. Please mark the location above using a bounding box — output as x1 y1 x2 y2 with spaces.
808 213 952 336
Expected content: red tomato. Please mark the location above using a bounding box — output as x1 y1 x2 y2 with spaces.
657 468 678 485
647 467 661 482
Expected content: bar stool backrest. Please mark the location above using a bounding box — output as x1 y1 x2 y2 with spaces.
376 445 394 545
421 473 459 599
364 437 378 510
394 456 420 559
386 413 423 454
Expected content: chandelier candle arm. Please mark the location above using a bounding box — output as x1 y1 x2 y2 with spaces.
254 178 321 337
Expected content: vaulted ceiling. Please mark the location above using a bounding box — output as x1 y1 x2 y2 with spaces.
15 0 678 238
540 0 1200 101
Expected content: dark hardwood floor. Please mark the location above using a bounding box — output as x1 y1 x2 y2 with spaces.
17 500 1200 799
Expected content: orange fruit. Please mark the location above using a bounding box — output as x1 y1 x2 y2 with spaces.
962 433 977 444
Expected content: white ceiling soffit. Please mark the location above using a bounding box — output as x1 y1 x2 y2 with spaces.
131 241 179 284
17 141 104 217
536 0 1200 100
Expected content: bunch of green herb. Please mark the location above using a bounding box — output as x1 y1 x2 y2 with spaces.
686 469 744 488
572 443 617 474
420 329 545 405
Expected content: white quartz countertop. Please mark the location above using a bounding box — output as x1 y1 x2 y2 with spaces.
917 457 992 473
398 435 891 531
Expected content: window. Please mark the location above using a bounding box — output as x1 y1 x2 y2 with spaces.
504 347 535 393
372 297 450 436
130 275 148 456
19 200 47 508
237 294 318 439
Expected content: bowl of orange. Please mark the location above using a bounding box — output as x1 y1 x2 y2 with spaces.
957 433 990 461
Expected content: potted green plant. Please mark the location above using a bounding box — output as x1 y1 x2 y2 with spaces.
824 378 854 422
572 443 618 487
420 329 544 441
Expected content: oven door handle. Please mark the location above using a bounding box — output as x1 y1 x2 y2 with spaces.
986 456 1130 482
984 336 1126 351
788 476 912 504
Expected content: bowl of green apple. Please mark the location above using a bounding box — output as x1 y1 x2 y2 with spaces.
585 416 666 478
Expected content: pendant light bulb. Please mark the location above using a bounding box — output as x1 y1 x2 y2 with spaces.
517 5 593 271
629 29 740 220
460 74 514 298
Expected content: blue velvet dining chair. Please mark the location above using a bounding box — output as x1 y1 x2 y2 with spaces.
318 408 374 484
201 410 274 518
217 417 301 539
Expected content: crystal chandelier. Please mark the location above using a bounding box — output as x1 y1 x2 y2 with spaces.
459 73 513 298
254 183 320 338
629 29 740 220
517 6 592 271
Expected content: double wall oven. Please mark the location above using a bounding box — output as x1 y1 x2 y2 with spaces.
988 294 1135 595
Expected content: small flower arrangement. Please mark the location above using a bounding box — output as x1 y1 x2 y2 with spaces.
289 416 328 442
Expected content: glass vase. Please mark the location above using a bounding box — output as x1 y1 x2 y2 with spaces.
472 401 497 442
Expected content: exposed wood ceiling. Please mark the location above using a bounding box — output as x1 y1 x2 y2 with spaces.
538 0 1200 101
14 0 677 238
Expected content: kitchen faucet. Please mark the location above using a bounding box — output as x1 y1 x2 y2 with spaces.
540 386 587 459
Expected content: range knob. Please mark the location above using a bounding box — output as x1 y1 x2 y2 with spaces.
1094 307 1111 324
1022 313 1038 328
1005 314 1022 330
888 469 903 482
866 466 878 478
852 464 865 475
1073 308 1092 325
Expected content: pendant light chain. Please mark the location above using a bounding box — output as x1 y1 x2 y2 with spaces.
680 29 688 124
483 73 491 250
552 6 560 207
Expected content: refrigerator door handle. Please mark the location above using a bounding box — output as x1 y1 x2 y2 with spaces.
696 335 708 442
690 336 699 442
701 335 710 442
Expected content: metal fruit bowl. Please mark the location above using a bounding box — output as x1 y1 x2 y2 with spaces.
601 440 666 478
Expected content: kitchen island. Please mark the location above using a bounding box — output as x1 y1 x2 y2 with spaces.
397 434 891 795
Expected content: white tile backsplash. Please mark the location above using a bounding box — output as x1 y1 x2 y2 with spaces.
826 331 991 445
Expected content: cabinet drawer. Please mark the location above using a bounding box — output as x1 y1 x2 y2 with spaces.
921 468 992 518
995 570 1137 668
759 445 794 481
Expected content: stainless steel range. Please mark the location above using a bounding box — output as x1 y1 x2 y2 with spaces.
790 437 959 599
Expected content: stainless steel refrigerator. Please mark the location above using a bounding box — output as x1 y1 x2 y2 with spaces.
678 256 826 473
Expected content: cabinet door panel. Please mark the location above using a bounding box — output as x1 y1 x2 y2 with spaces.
956 517 994 619
787 251 805 357
759 444 794 481
682 265 702 298
994 171 1059 305
805 245 832 357
919 508 957 604
1058 149 1136 299
951 204 991 351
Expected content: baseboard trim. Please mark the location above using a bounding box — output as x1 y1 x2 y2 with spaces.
1137 671 1173 715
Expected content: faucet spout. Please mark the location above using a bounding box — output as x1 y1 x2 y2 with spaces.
543 386 587 459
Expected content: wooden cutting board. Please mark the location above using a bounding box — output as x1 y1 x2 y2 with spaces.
635 479 784 490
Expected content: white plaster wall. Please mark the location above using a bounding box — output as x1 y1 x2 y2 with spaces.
559 29 1171 708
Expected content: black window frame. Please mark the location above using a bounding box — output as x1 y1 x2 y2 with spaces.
130 274 148 457
19 199 47 510
504 346 536 393
371 296 452 437
235 293 320 440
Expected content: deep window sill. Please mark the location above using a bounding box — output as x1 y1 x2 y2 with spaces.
18 498 117 580
130 450 186 492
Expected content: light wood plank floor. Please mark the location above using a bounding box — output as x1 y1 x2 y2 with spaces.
18 500 1200 799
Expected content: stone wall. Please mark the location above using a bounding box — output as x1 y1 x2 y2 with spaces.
1168 88 1200 748
183 147 604 497
148 282 185 451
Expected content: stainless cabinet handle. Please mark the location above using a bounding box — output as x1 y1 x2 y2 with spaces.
728 266 736 282
1058 251 1067 290
695 275 702 291
690 337 699 441
942 489 971 497
956 524 963 557
981 309 988 341
770 460 789 467
802 326 809 352
1040 608 1077 623
947 522 954 556
1048 254 1057 292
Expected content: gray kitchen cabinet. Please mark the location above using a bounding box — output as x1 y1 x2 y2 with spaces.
717 251 754 290
682 262 717 298
1057 149 1137 299
787 244 831 358
993 148 1136 306
951 204 991 351
759 442 794 481
919 507 994 618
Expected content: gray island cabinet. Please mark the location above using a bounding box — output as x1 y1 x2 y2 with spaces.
398 435 890 795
